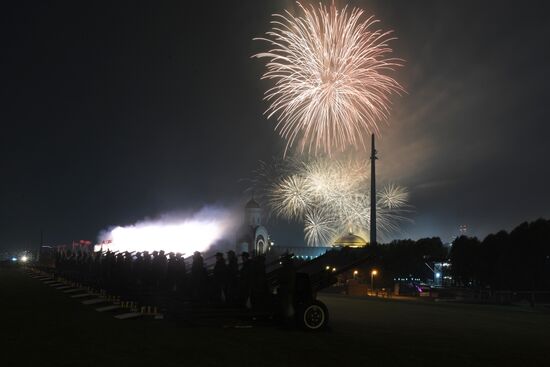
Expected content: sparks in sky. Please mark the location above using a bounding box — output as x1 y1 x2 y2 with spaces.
378 183 409 210
254 2 404 155
304 207 337 247
249 157 410 246
268 174 310 221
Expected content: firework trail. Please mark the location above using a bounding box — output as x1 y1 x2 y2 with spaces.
248 157 410 246
254 2 404 155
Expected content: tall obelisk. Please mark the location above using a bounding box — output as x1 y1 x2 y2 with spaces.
370 134 377 246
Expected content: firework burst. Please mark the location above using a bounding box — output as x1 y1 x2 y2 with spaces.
269 174 310 220
304 208 337 247
254 2 404 155
249 157 410 246
378 183 409 209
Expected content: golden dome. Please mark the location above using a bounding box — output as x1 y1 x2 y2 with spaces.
333 232 368 248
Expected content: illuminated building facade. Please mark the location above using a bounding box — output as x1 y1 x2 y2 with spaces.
236 198 270 256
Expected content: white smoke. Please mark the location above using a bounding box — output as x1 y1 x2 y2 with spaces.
96 206 238 255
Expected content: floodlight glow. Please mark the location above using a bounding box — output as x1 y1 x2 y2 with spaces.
435 272 441 279
21 256 28 262
11 257 17 262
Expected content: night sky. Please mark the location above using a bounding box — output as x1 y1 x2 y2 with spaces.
2 1 550 251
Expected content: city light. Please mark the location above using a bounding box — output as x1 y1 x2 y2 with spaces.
371 269 378 293
20 256 28 262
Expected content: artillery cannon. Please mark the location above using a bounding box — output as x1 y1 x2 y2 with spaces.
263 249 372 331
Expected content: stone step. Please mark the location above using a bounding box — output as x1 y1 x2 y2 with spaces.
71 293 94 298
96 305 122 312
114 312 143 320
82 298 108 305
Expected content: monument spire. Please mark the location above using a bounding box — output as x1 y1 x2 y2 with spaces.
370 133 377 246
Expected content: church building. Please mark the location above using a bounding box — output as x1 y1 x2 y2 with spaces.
236 198 270 256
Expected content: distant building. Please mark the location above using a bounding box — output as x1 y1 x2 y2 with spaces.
236 198 270 256
235 201 369 259
269 245 332 260
270 232 368 259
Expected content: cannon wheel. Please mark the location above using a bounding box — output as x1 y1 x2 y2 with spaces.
296 300 329 331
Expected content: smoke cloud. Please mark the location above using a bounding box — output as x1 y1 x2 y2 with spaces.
96 206 239 255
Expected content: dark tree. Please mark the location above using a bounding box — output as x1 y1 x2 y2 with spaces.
479 230 509 289
449 236 481 286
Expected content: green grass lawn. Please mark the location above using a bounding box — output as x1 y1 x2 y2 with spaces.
1 266 549 367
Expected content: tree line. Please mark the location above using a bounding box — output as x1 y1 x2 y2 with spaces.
364 218 550 291
450 218 550 290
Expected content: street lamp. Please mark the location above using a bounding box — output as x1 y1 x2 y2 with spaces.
353 270 358 279
371 269 378 294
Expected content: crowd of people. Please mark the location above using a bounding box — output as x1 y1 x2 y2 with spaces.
53 249 275 308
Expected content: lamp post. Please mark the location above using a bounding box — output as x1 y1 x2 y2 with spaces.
371 269 378 295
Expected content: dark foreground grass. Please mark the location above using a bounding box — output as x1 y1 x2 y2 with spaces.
1 266 549 367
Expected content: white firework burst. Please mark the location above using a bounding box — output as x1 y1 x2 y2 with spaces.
304 208 337 246
378 183 409 210
269 175 310 221
254 2 404 155
248 157 411 246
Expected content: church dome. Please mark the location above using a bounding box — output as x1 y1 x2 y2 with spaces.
245 198 260 209
333 232 368 248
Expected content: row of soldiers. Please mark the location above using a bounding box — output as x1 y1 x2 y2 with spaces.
54 249 271 307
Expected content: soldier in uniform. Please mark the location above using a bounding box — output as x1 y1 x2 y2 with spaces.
239 252 252 307
133 252 144 289
174 253 187 294
144 251 154 291
166 252 177 292
250 255 268 310
226 250 239 305
121 252 133 295
213 252 228 303
103 251 116 292
152 250 168 291
278 253 296 322
191 251 207 301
